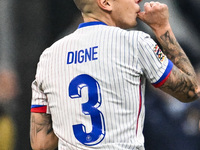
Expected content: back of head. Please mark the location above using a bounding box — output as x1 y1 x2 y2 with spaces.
73 0 114 26
73 0 96 13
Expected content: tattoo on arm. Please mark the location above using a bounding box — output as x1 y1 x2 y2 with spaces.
30 113 53 144
160 66 199 101
160 31 194 77
158 31 199 101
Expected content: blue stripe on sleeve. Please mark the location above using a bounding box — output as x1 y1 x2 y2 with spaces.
153 60 173 85
31 105 46 109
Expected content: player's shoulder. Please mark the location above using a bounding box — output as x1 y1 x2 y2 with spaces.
51 33 73 48
40 33 73 56
128 29 151 40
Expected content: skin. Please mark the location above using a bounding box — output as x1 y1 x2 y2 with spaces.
74 0 142 28
30 113 58 150
138 2 200 102
30 0 200 149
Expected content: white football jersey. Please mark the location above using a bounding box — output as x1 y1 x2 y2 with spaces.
31 22 173 150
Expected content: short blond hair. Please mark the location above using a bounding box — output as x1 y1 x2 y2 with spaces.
73 0 96 13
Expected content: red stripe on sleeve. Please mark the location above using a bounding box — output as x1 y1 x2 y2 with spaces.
31 106 47 113
153 70 172 88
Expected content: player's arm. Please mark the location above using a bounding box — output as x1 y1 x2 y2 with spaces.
138 2 200 102
157 29 199 102
30 112 58 150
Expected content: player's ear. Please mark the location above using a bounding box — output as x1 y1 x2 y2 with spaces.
97 0 112 11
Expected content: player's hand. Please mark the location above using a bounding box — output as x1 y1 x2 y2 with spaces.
138 2 170 32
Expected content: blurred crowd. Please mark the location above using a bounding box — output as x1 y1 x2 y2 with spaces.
0 0 200 150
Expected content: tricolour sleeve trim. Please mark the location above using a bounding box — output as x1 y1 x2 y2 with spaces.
31 105 47 113
152 60 173 88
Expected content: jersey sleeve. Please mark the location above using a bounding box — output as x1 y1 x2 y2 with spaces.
137 32 173 88
31 49 50 114
31 80 49 113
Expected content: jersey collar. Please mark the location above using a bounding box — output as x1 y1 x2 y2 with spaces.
78 21 107 29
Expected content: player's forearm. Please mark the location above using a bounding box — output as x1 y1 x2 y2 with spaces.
137 2 200 101
138 2 197 79
153 25 196 78
154 26 200 102
30 113 58 150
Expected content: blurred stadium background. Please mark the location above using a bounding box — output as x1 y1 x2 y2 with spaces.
0 0 200 150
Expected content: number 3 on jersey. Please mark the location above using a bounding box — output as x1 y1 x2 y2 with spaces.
69 74 106 146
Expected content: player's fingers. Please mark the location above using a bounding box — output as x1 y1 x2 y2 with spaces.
144 2 159 11
149 1 155 7
138 2 153 21
143 2 151 12
152 2 168 9
137 11 145 21
144 2 168 13
149 1 161 7
144 2 150 8
160 3 168 11
149 1 162 9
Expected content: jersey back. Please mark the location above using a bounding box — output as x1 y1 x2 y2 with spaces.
31 22 173 150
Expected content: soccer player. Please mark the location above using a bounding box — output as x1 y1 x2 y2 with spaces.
30 0 200 149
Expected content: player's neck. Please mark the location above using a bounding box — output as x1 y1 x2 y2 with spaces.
82 13 117 27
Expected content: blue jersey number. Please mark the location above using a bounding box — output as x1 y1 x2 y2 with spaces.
69 74 106 146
